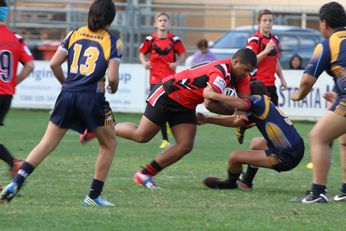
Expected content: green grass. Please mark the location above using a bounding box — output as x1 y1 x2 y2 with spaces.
0 109 346 231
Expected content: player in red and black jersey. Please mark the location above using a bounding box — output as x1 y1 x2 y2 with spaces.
139 12 186 149
235 9 288 145
115 48 257 189
246 9 287 106
0 0 34 180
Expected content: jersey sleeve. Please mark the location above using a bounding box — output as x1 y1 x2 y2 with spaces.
246 36 260 54
15 34 34 64
60 30 74 53
110 36 123 62
139 36 152 54
304 42 329 78
173 36 186 55
208 69 227 94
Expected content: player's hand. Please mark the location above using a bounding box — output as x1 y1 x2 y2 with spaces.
203 83 216 100
144 61 151 69
290 90 301 101
169 62 177 70
107 85 116 94
196 112 207 125
264 40 276 54
323 91 337 104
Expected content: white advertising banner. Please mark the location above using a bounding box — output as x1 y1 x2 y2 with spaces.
12 61 148 112
12 61 335 121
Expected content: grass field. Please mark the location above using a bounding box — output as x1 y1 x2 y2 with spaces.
0 109 346 231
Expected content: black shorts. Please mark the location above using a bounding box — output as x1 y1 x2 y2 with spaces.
266 139 305 172
50 91 114 134
0 95 12 126
144 93 196 128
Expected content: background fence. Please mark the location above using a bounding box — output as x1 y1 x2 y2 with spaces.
6 0 321 62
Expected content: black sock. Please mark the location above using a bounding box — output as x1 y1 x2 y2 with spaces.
242 165 259 184
141 160 162 176
88 179 104 199
161 123 168 141
0 144 14 168
311 183 327 196
13 161 35 189
341 183 346 193
227 170 241 184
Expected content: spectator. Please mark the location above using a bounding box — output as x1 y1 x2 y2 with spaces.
289 54 303 70
186 39 217 67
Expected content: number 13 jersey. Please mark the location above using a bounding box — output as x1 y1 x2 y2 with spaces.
60 26 122 92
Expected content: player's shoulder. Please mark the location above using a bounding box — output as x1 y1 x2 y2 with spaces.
167 32 181 42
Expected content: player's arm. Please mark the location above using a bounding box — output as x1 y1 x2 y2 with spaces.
276 61 287 90
197 112 244 127
16 61 34 85
107 59 120 94
292 43 326 101
291 73 316 101
139 52 151 69
50 48 67 85
204 94 235 115
204 83 251 111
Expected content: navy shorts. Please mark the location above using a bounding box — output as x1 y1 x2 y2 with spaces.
144 93 196 127
50 91 114 133
0 95 12 126
266 139 305 172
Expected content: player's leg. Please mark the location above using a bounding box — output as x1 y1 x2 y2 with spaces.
115 115 160 143
305 111 346 202
334 133 346 201
83 125 116 207
240 137 268 189
159 122 170 149
0 122 67 203
203 149 277 189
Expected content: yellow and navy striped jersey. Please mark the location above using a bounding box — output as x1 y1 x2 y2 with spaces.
59 26 122 92
249 95 303 151
305 27 346 95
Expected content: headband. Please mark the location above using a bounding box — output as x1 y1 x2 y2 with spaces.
0 7 8 22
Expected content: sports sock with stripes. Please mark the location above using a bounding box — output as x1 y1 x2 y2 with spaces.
141 160 162 176
88 179 104 199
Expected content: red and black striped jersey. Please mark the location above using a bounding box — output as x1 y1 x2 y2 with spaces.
0 25 34 95
246 31 280 86
151 59 250 109
139 32 185 84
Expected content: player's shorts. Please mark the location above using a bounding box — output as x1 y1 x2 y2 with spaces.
144 85 196 127
266 139 305 172
50 91 114 133
330 95 346 117
0 95 13 126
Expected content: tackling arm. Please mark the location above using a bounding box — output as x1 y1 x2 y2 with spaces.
291 73 316 101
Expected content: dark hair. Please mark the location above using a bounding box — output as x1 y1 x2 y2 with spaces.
197 39 208 49
88 0 116 31
289 54 303 69
257 9 273 22
0 0 7 7
232 48 257 69
319 2 346 28
250 79 268 95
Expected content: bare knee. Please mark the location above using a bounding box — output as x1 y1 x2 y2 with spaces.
134 135 151 143
176 142 194 156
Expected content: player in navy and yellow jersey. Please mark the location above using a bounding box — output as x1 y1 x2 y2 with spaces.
291 2 346 203
139 12 186 149
0 0 34 180
235 9 288 146
115 48 257 189
200 83 304 189
0 0 120 207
